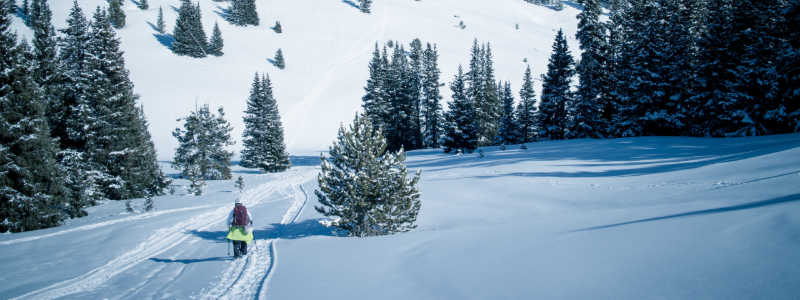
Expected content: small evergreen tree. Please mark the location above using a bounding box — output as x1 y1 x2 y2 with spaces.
172 103 235 180
235 176 244 193
156 6 166 34
125 199 134 213
138 0 149 10
107 0 125 29
274 48 285 69
208 21 224 56
442 66 478 153
274 21 281 33
358 0 372 13
240 73 292 173
516 66 538 143
315 114 421 237
187 165 205 195
495 81 519 145
143 195 154 212
172 0 207 58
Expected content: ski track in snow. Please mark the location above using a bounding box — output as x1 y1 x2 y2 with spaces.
0 206 215 246
198 171 313 300
12 168 318 300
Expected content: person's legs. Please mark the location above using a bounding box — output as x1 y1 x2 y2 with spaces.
239 241 248 256
233 240 242 258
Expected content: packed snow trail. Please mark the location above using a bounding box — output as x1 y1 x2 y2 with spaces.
11 168 317 300
200 169 315 300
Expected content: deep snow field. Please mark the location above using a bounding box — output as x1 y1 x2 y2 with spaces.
1 134 800 299
3 0 800 299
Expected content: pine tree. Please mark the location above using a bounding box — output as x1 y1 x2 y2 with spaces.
156 6 166 34
384 44 420 152
187 165 205 195
495 81 519 145
780 0 800 132
240 73 292 173
125 199 134 213
143 195 154 212
421 43 444 148
516 66 537 143
466 40 501 147
107 0 125 29
538 29 575 141
442 66 478 153
208 21 223 56
172 0 207 58
138 0 149 10
22 0 30 26
1 6 67 232
274 21 281 33
359 0 372 13
28 0 58 127
235 176 244 193
273 48 285 69
228 0 259 26
172 103 235 180
570 0 606 139
362 43 389 130
315 114 421 237
409 38 424 149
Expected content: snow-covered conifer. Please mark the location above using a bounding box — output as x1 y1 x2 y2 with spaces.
442 65 478 153
235 176 244 193
384 44 420 152
125 199 134 213
143 195 154 212
421 43 444 148
274 21 281 33
362 43 389 129
495 81 519 145
107 0 125 29
138 0 149 10
240 73 292 173
28 0 58 123
315 114 421 237
538 29 574 141
569 0 606 139
172 103 235 180
208 21 224 56
228 0 259 26
274 48 285 69
172 0 207 58
156 6 166 34
516 66 538 143
359 0 372 13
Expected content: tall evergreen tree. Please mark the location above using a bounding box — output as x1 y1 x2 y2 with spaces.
208 21 223 56
358 0 372 13
384 44 420 152
156 6 166 34
421 43 444 148
28 0 58 127
362 43 389 130
240 72 292 173
172 104 235 180
538 29 575 141
516 65 537 143
780 0 800 132
107 0 125 29
54 0 89 148
22 0 30 26
570 0 606 139
172 0 207 58
466 39 501 147
495 81 519 145
409 38 424 148
1 4 67 232
315 114 421 237
442 66 478 153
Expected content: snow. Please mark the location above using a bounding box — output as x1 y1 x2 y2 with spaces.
3 0 799 299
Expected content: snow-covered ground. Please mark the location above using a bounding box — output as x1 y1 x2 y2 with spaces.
1 134 800 299
8 0 583 159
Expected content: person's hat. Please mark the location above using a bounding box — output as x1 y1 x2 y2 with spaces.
235 198 242 204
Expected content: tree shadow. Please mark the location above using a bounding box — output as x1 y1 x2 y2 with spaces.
213 4 230 22
290 156 321 167
342 0 360 10
169 5 180 13
153 33 174 50
149 256 232 264
187 218 334 243
130 0 142 7
573 193 800 232
266 58 277 67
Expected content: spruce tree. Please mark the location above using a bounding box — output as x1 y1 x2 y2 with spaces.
1 7 67 232
172 0 207 58
186 165 205 195
409 38 424 148
235 175 244 192
172 103 235 180
107 0 125 29
143 195 154 212
466 40 501 147
780 0 800 132
384 44 420 152
156 6 166 34
495 81 519 146
570 0 606 139
538 29 574 141
421 43 444 148
228 0 259 26
240 72 292 173
516 66 538 143
274 21 281 33
28 0 58 125
274 48 285 69
362 43 389 130
315 114 421 237
54 0 89 148
208 21 224 56
125 199 134 213
359 0 372 13
442 66 478 153
22 0 30 26
138 0 149 10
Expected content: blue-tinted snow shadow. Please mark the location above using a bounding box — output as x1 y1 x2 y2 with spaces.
573 193 800 232
153 32 174 50
412 134 800 178
213 4 230 21
266 58 277 67
290 156 321 167
169 5 180 13
342 0 360 10
187 219 334 243
149 256 232 264
130 0 142 7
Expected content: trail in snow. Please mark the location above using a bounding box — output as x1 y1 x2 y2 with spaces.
201 170 315 300
0 206 214 246
12 168 317 300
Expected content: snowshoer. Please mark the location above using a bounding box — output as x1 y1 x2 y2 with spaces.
226 198 254 259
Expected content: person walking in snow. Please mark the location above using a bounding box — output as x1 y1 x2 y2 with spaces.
226 198 254 259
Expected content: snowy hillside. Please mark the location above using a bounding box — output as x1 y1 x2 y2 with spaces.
1 134 799 299
8 0 583 159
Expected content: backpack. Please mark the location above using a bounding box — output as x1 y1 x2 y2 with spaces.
233 205 248 226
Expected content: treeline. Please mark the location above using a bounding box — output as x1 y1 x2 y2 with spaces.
363 0 799 155
1 1 170 233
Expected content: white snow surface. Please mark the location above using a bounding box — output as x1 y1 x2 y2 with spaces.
8 0 583 159
1 134 800 299
4 1 800 299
